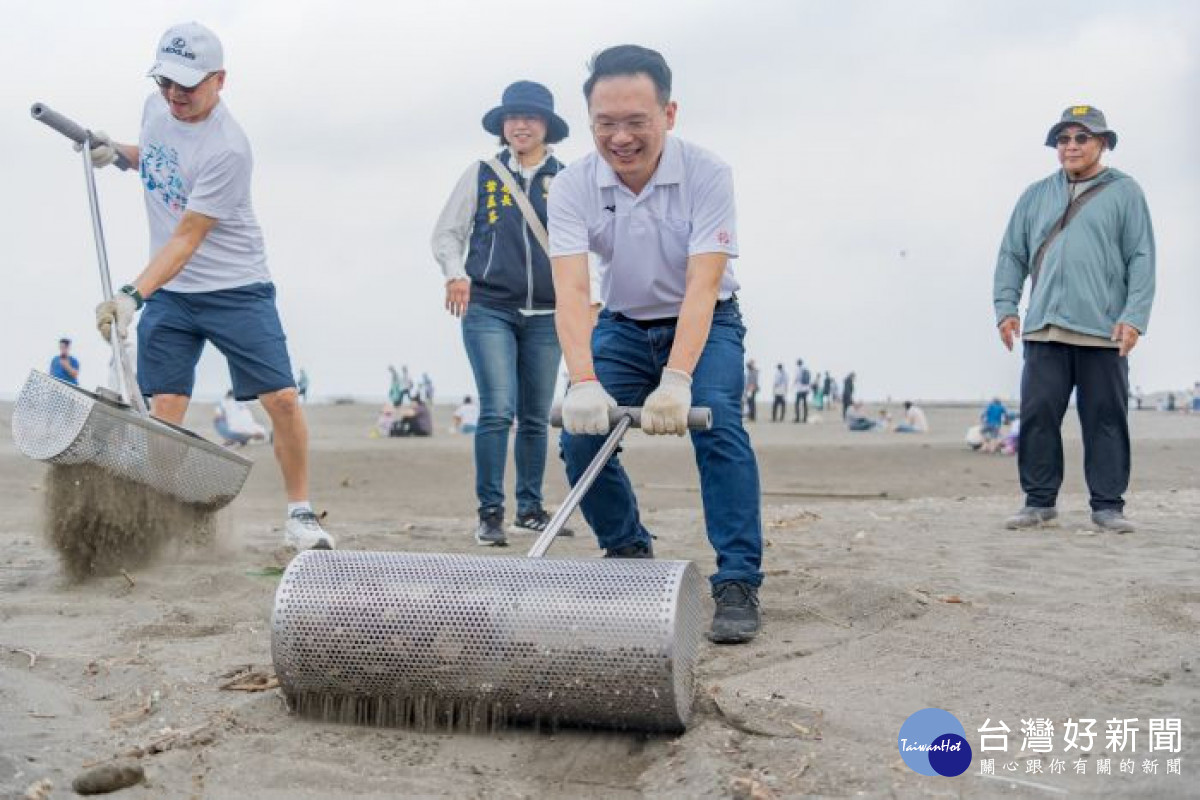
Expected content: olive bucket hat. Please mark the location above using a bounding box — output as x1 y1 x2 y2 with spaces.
482 81 569 144
1045 105 1118 150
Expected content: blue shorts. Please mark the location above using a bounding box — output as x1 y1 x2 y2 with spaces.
137 282 295 401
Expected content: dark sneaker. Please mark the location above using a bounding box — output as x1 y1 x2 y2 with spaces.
709 581 760 644
1004 506 1058 530
603 540 654 559
474 508 507 547
511 507 573 537
1091 509 1135 534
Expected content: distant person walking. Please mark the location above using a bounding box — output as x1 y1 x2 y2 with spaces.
49 337 80 385
841 371 856 420
771 363 788 422
792 359 811 423
387 365 404 407
823 371 835 405
994 105 1155 533
432 79 571 545
743 358 760 421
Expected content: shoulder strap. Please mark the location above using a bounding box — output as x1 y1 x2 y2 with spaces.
1030 180 1111 289
486 157 550 257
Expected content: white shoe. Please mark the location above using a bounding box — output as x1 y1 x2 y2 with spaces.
285 509 335 550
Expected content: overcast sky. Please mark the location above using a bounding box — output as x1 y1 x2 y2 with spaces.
2 0 1197 404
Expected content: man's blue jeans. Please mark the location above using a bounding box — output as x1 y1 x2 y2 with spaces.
462 304 562 515
561 305 764 588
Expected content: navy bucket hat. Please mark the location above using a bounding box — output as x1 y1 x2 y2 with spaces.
1045 105 1118 150
482 81 569 144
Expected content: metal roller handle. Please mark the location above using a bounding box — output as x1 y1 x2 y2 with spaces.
549 405 712 431
76 128 147 416
31 102 133 171
527 406 711 558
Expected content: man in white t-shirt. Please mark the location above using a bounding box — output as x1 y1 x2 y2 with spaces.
549 45 763 645
90 22 332 550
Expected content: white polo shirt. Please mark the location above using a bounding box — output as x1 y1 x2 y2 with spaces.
548 135 739 320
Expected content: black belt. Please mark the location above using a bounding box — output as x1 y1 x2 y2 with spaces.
613 296 737 330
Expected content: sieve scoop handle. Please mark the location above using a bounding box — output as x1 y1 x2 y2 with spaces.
31 102 133 171
549 405 712 431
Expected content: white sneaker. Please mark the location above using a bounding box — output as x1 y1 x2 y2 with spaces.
284 509 335 550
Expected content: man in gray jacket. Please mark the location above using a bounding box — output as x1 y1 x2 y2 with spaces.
993 105 1155 533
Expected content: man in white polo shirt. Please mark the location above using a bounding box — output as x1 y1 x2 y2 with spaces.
549 45 763 644
89 22 332 550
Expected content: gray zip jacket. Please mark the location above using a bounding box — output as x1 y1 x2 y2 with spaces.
993 167 1155 336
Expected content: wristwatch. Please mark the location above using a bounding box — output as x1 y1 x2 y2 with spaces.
119 284 145 310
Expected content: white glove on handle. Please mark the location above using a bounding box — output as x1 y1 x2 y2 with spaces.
643 368 693 436
562 380 618 435
73 130 117 168
95 293 137 341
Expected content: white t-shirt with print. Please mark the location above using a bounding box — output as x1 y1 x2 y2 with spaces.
139 94 270 292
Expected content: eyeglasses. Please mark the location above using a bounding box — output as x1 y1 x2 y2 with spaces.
154 73 216 93
590 118 653 136
1055 132 1096 147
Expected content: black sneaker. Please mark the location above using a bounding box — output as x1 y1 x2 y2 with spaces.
474 508 507 547
709 581 760 644
511 507 573 537
603 540 654 559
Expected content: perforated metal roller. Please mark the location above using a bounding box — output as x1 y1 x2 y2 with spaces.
12 371 251 510
272 551 706 730
271 407 711 731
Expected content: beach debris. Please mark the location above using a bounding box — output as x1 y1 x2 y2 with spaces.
730 774 776 799
245 566 286 578
72 763 145 795
219 666 279 692
120 569 136 588
118 720 217 759
11 647 39 668
710 690 824 739
938 594 964 604
22 778 53 800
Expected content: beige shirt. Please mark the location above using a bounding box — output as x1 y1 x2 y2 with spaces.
1023 325 1118 348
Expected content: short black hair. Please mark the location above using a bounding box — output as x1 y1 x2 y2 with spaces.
583 45 672 105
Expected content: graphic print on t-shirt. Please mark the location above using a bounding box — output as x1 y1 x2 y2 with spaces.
141 143 187 212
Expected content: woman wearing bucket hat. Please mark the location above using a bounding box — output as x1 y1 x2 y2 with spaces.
432 81 573 546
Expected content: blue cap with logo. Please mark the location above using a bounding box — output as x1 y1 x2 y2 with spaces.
1045 105 1118 150
147 22 224 88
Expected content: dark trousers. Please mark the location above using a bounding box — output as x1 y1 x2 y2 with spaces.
793 391 808 422
772 395 786 421
1019 341 1130 512
745 389 758 421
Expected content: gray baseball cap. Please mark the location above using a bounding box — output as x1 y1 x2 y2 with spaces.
1045 105 1118 150
147 22 224 88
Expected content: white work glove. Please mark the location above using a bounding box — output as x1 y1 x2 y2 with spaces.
562 379 617 435
95 293 137 341
73 130 117 168
643 368 692 436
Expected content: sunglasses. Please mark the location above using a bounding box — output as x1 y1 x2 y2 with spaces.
153 73 216 93
1055 132 1096 147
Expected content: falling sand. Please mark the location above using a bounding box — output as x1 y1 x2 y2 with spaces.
42 463 215 580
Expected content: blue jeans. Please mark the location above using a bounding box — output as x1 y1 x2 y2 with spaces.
560 305 763 588
462 304 562 515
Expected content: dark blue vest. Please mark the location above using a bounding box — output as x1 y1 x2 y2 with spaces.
462 150 563 310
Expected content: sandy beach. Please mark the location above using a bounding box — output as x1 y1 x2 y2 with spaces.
2 400 1198 799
